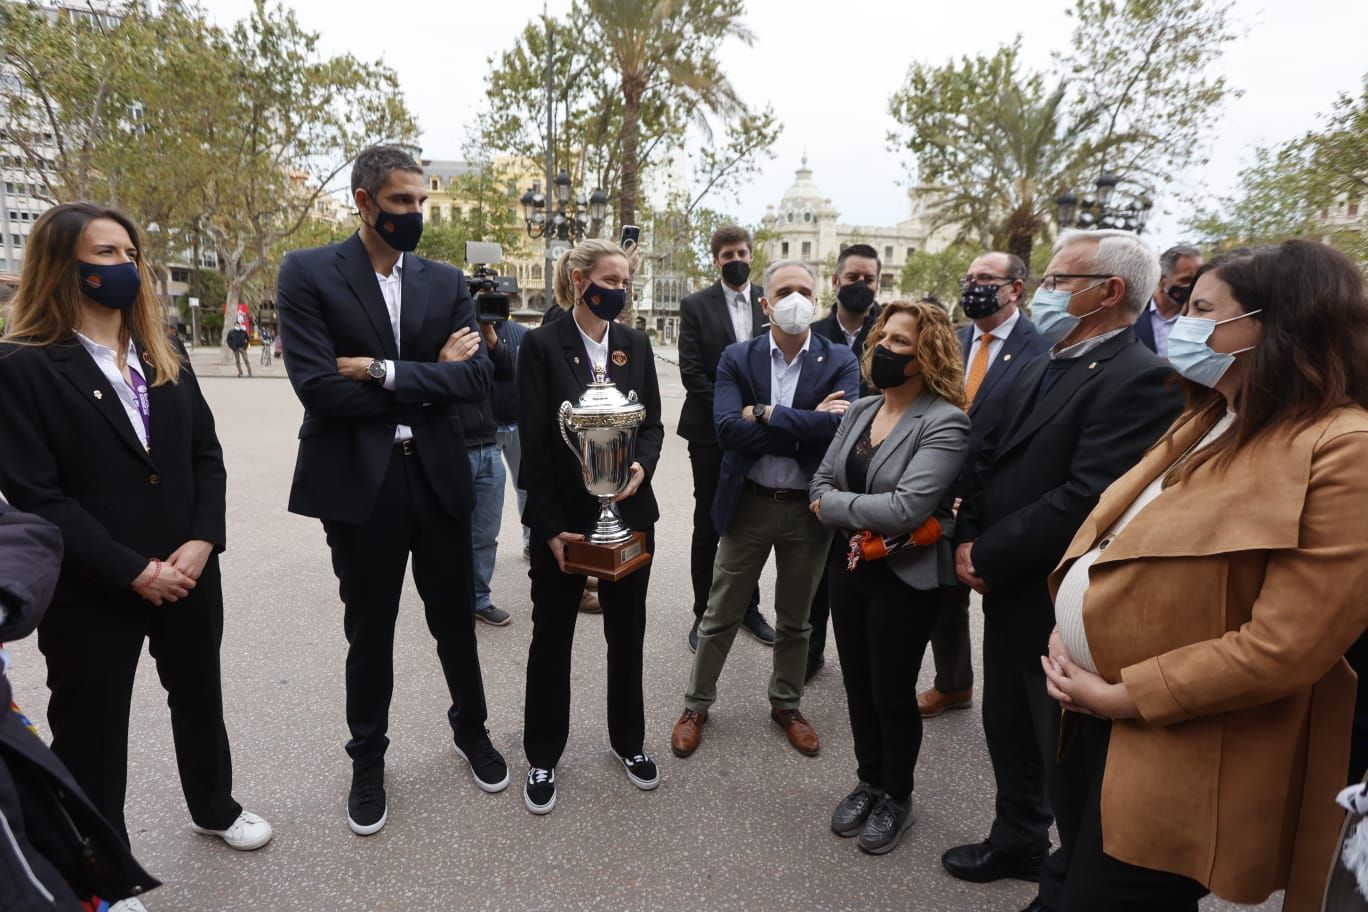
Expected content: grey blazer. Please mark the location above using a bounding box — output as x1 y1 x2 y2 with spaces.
809 392 970 590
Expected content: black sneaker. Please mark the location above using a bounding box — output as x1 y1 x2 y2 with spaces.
687 619 700 654
830 781 879 837
858 794 916 855
741 609 776 646
453 730 510 793
524 767 556 815
805 654 826 684
475 604 511 627
612 747 660 790
347 760 387 836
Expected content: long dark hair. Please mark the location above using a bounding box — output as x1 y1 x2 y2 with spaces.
1165 240 1368 482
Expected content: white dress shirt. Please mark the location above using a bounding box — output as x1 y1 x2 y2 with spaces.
747 332 811 491
1147 298 1181 359
74 332 150 450
963 307 1021 378
574 310 611 376
375 254 412 442
725 283 752 343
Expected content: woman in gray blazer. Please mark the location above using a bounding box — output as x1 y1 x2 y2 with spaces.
809 299 970 856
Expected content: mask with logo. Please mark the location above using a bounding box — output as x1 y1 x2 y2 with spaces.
78 261 142 311
1029 281 1107 337
960 282 1007 320
581 281 626 322
768 291 816 335
367 198 424 252
1165 283 1194 308
721 259 751 288
837 281 876 314
869 344 917 390
1167 310 1261 387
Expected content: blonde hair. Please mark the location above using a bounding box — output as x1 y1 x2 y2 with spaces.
552 238 630 311
4 202 182 385
861 300 965 407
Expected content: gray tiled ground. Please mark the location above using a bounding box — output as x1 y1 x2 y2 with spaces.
6 350 1276 911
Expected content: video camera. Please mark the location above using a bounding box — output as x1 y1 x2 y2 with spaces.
466 241 519 324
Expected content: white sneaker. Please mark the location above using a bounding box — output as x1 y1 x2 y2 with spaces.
190 809 274 850
111 899 149 912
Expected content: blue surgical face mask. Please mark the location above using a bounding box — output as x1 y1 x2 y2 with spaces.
1167 310 1261 387
1029 281 1106 337
77 261 142 311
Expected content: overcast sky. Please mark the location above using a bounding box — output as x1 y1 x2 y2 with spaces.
204 0 1365 248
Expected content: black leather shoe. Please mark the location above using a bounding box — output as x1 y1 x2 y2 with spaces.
687 619 700 654
740 609 776 646
805 653 825 684
857 794 915 855
1020 899 1051 912
941 839 1045 883
830 781 879 836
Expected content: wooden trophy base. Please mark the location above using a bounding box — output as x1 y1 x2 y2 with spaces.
563 531 652 582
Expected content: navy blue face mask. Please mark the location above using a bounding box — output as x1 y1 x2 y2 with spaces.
78 261 142 311
582 281 627 322
367 200 424 252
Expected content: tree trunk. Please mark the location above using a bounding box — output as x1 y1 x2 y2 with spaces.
618 76 643 231
1004 201 1037 266
220 267 241 364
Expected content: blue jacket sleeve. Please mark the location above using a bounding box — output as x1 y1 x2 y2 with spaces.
766 351 860 442
714 349 796 457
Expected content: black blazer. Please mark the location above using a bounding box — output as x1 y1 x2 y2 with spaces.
957 312 1052 481
1133 301 1159 353
677 280 765 443
276 233 493 522
0 339 227 601
955 328 1182 655
517 315 664 545
811 304 880 398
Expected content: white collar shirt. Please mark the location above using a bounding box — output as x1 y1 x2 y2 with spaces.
574 310 611 377
1147 298 1181 359
964 307 1021 378
747 331 812 490
724 282 752 343
74 332 150 450
375 253 412 441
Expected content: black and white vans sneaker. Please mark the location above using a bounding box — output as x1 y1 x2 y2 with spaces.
347 761 387 836
524 767 556 815
612 748 660 791
453 730 510 793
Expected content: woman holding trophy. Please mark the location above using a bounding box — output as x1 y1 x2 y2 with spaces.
516 238 665 815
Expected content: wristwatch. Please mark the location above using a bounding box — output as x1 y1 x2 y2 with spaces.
751 404 767 423
366 359 387 383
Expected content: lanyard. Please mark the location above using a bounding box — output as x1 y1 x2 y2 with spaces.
124 362 151 445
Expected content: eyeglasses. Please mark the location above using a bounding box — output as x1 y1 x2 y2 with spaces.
1038 273 1114 292
959 274 1013 288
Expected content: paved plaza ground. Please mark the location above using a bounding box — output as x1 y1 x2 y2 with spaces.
6 346 1276 911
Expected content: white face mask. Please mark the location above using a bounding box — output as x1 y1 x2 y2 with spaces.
768 291 816 335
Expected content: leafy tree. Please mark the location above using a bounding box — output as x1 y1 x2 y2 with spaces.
899 241 978 317
888 0 1238 262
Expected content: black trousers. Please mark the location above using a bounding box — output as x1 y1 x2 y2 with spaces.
322 449 489 764
687 441 759 621
829 554 938 801
805 536 841 663
36 557 240 841
523 528 654 769
927 583 975 693
1043 715 1209 911
982 609 1060 859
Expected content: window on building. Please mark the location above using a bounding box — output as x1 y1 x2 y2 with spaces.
803 211 812 223
10 234 21 246
170 267 190 283
1349 202 1361 218
431 177 439 191
882 273 894 289
430 206 442 225
532 264 543 282
802 241 812 258
884 245 893 261
906 247 915 259
781 241 790 257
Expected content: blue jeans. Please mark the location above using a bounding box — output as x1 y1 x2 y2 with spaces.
467 443 505 611
496 426 531 549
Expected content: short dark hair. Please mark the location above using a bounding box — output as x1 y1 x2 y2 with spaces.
710 225 752 259
836 243 881 276
350 145 422 200
1160 243 1202 276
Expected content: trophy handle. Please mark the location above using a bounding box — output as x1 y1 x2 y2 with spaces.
557 401 578 455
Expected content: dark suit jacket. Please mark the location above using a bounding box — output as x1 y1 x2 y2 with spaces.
955 328 1182 657
517 314 664 544
957 312 1052 483
0 338 227 600
276 233 493 522
1133 301 1158 353
711 332 861 535
677 280 765 443
811 303 879 398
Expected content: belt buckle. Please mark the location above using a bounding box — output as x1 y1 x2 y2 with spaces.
398 439 416 456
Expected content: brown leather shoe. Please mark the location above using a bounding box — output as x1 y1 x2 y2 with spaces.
579 590 602 614
771 708 820 756
671 709 706 757
918 687 973 718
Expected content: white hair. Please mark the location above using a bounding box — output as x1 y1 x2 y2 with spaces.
1054 229 1160 317
762 259 818 295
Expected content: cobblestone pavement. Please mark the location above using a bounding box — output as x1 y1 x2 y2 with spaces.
7 350 1276 911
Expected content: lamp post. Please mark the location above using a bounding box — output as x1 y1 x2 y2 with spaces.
1054 171 1154 234
520 170 608 308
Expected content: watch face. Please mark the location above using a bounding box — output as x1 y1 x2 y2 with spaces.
367 360 386 380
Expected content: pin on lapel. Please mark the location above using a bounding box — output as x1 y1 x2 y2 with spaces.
573 356 581 364
1003 354 1013 362
612 350 628 367
817 355 825 363
93 389 103 400
1088 361 1099 370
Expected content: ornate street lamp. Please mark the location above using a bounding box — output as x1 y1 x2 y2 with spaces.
1055 172 1153 234
521 174 606 243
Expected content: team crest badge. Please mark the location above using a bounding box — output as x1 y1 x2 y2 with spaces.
85 273 102 289
612 350 628 367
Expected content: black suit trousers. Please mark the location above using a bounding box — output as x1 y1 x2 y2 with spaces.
523 529 654 770
322 449 489 764
36 557 240 841
928 583 975 693
1044 715 1208 911
686 441 758 620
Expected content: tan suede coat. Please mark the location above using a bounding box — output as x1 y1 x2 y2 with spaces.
1049 405 1368 912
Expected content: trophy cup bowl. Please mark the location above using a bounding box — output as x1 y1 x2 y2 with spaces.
557 375 653 580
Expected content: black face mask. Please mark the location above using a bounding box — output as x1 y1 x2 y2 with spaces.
960 282 1007 320
837 281 876 314
366 198 424 252
78 261 142 311
720 259 750 288
1166 283 1193 308
869 344 917 390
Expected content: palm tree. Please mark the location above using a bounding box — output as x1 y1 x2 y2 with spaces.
583 0 752 229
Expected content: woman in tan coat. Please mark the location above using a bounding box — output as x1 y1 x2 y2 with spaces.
1039 240 1368 912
